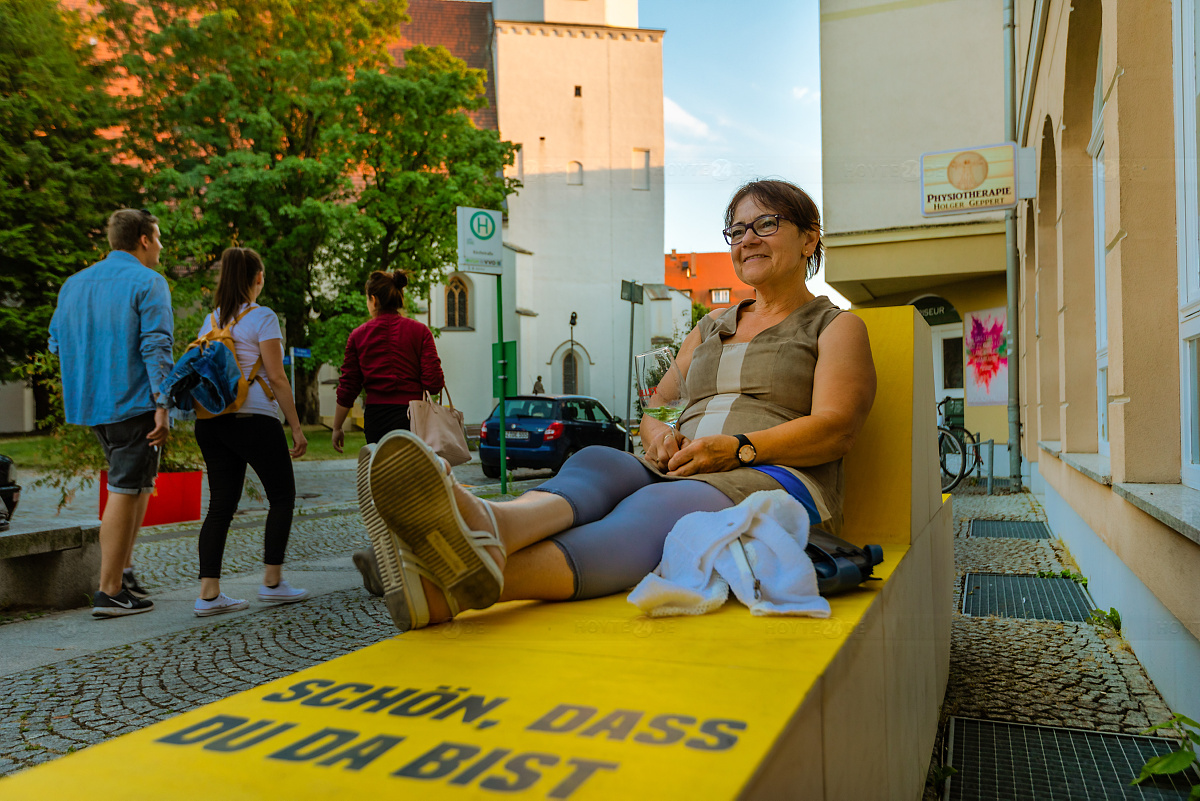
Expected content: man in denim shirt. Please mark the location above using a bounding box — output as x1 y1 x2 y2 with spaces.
49 209 174 617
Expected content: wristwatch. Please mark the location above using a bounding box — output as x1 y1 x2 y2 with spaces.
734 434 757 466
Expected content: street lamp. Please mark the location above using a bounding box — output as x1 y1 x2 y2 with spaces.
568 312 577 393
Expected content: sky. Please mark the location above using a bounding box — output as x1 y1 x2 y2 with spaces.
639 0 848 306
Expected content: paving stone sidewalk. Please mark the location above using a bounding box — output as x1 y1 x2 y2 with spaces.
924 488 1177 798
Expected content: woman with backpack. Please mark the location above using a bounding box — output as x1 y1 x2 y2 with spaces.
192 247 309 617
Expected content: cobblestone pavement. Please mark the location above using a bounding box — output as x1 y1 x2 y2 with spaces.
923 488 1177 797
0 587 395 776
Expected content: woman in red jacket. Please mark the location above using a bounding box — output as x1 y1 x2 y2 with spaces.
331 270 445 451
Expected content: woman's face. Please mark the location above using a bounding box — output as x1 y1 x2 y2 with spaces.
729 195 817 290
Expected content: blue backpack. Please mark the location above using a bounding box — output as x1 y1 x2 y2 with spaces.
162 307 274 417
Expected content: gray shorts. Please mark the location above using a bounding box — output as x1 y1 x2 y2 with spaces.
92 411 159 495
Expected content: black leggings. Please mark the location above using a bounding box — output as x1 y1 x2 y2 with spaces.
532 447 733 600
364 403 410 444
195 414 296 578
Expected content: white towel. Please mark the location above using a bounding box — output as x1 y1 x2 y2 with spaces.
628 490 832 618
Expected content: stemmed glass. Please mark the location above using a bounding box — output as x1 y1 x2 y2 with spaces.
634 347 689 428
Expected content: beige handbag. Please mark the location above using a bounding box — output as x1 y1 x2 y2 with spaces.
408 388 472 466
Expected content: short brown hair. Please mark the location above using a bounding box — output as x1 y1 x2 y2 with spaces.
724 180 824 279
107 209 158 252
365 270 409 313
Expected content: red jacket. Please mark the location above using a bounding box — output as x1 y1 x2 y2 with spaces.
336 313 444 407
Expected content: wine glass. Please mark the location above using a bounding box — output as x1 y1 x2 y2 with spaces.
634 347 689 428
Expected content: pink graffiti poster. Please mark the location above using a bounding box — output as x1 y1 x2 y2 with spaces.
964 307 1008 406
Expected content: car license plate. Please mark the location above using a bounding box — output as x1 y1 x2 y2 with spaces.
505 430 529 440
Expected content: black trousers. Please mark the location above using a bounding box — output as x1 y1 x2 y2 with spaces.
364 403 410 444
195 414 296 578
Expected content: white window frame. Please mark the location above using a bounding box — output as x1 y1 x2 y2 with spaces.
931 322 966 406
1176 0 1200 487
711 288 730 304
1089 49 1110 457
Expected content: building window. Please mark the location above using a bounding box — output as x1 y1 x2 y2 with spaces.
446 277 469 328
1090 47 1110 457
711 288 730 305
563 351 578 394
632 148 650 190
1177 0 1200 486
567 161 583 185
574 85 582 97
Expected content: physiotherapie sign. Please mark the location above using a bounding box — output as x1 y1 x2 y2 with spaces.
456 206 504 275
920 142 1017 216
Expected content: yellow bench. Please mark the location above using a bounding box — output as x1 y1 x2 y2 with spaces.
2 307 951 800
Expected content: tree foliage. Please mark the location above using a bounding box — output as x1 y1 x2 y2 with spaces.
96 0 519 420
0 0 137 384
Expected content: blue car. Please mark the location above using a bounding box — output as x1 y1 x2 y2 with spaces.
479 395 631 478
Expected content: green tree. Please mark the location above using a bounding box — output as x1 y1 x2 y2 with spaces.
0 0 136 405
96 0 410 421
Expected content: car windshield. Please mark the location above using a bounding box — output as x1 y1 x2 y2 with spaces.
498 399 557 419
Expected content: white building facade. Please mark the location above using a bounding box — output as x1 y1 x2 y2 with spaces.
427 0 670 426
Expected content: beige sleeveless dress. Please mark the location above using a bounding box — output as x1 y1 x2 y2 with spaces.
638 296 847 531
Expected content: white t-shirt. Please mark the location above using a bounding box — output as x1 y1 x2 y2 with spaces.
198 304 283 418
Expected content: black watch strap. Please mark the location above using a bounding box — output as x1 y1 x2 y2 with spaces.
734 434 756 466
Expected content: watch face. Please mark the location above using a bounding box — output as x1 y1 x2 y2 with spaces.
738 444 755 464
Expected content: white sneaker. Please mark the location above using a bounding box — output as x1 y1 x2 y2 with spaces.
194 593 249 617
258 580 309 604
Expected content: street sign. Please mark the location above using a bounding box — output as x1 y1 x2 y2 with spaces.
456 207 504 275
620 280 644 304
292 347 311 358
920 142 1018 216
492 340 518 398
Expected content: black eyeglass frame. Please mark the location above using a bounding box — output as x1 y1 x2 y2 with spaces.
722 214 790 246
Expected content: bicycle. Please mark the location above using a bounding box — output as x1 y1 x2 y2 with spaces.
936 398 969 492
937 397 983 481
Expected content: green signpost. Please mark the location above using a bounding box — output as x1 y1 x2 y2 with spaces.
457 206 508 493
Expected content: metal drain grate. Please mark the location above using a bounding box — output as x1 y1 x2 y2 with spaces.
970 519 1052 539
961 573 1094 621
945 717 1199 800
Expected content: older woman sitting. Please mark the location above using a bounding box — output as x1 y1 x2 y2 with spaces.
358 179 877 633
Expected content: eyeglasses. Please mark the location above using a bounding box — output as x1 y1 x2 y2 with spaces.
723 214 788 245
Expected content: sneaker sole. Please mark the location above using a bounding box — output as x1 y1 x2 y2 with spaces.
194 600 249 617
257 590 310 604
92 605 153 618
359 444 426 631
370 432 501 617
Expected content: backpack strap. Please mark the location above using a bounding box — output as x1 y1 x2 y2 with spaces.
244 356 276 401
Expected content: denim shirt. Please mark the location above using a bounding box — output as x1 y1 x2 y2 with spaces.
48 251 174 426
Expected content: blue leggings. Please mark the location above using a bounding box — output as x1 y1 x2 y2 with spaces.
531 447 733 600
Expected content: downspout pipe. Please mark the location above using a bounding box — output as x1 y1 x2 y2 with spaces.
1005 0 1023 489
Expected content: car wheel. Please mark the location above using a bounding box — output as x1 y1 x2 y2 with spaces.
482 462 501 479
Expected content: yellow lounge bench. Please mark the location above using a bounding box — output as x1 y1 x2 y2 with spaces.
2 306 951 800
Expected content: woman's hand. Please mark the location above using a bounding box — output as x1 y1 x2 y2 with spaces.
289 426 308 459
331 427 345 454
640 417 687 470
666 434 740 477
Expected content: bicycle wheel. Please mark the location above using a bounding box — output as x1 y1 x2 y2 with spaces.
939 427 967 492
949 425 981 476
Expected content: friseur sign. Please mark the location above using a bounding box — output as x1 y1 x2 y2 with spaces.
920 142 1017 216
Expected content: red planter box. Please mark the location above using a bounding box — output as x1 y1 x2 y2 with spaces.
100 470 203 526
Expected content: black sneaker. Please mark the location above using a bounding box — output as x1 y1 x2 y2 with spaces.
122 569 150 599
92 589 154 618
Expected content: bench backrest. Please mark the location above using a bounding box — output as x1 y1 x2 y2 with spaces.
842 306 939 547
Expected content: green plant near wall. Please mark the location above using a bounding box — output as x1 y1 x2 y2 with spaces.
1131 713 1200 798
1037 568 1088 587
24 352 204 510
1087 606 1122 633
